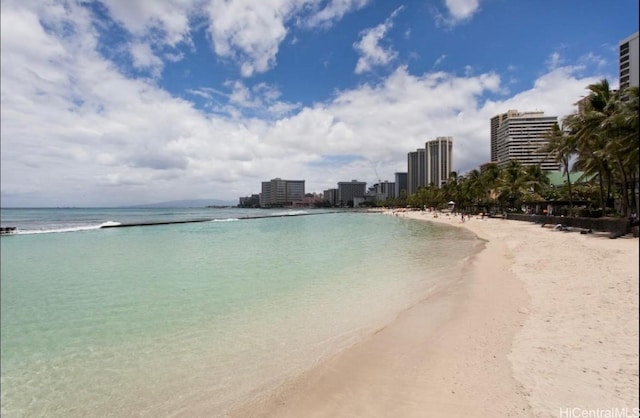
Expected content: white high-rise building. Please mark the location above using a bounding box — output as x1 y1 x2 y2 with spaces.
620 31 639 89
490 110 559 171
426 136 453 188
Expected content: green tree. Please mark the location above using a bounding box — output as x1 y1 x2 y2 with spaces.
480 163 502 211
567 80 639 216
541 122 576 208
498 160 529 211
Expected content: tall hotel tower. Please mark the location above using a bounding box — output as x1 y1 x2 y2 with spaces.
426 136 453 188
407 137 453 194
490 110 559 171
407 148 426 195
620 32 639 89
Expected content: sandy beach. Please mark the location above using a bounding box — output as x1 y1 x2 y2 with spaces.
231 211 639 418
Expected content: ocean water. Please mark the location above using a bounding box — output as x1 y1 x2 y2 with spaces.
1 208 479 417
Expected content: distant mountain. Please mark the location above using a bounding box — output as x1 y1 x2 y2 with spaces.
123 199 236 208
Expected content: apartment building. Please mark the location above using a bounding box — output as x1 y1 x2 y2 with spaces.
620 31 639 89
337 180 367 206
490 110 560 171
426 136 453 187
323 188 338 206
407 149 426 195
369 181 396 201
394 172 407 197
260 178 305 207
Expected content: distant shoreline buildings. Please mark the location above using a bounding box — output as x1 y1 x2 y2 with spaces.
237 32 635 209
260 178 305 207
407 136 453 194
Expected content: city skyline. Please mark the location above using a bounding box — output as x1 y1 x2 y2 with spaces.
1 1 638 207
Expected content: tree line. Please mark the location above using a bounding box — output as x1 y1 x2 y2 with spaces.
381 80 639 218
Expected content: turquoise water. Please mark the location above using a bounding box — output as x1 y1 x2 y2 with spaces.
1 208 479 416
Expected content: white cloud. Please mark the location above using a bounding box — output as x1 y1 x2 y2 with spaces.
432 54 447 69
0 1 607 207
353 6 404 74
579 52 607 69
91 0 200 79
129 42 164 77
433 0 482 27
445 0 480 21
546 51 563 70
302 0 371 28
206 0 304 77
99 0 198 47
201 0 372 76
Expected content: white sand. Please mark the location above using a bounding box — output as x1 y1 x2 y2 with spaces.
231 211 639 417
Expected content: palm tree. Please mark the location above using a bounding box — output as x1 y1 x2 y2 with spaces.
541 122 576 208
570 80 639 216
603 86 639 216
443 171 461 210
480 163 502 212
498 160 529 211
462 169 484 212
524 164 550 197
568 80 616 213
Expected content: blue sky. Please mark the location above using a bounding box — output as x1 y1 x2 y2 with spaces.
1 0 638 207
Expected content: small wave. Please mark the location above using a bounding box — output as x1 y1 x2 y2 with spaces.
17 225 101 235
210 218 239 222
271 210 308 216
99 221 122 228
15 221 120 235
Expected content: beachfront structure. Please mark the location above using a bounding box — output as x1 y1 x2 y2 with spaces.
260 178 305 207
620 31 639 89
323 188 338 206
426 137 453 188
369 181 396 201
407 149 426 195
338 180 367 207
490 110 560 171
394 172 407 198
239 194 260 208
407 138 453 194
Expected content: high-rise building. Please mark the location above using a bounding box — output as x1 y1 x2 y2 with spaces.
426 136 453 188
490 112 510 162
394 172 407 198
323 188 338 206
260 178 305 207
337 180 367 206
369 181 395 201
407 149 426 195
490 110 560 171
620 31 639 89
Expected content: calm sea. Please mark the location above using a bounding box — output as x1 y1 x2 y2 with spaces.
0 207 479 417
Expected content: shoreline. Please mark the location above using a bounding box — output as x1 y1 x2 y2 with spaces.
230 211 639 417
410 211 639 415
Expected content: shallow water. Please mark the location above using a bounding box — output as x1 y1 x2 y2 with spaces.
1 208 478 416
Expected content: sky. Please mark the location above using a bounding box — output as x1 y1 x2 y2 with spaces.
1 0 638 207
